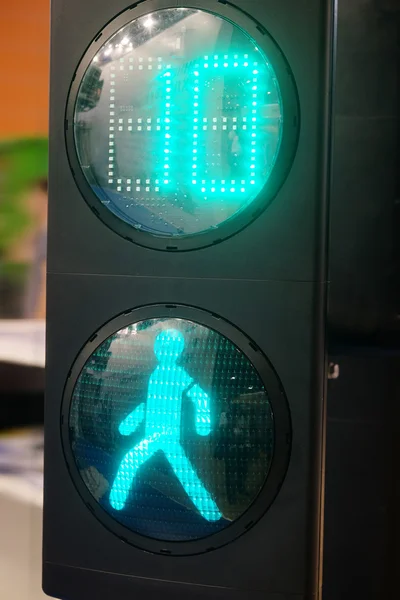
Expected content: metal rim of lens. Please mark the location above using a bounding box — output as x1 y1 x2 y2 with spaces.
65 0 300 252
61 304 292 556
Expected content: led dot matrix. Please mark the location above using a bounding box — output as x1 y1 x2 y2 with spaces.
69 316 275 543
189 54 263 200
73 8 284 240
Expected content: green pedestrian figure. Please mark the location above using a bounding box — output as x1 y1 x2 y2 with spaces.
109 328 221 522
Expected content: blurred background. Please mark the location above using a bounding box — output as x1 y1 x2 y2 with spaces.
0 3 48 600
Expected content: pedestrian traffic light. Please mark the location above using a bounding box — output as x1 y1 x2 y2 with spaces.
63 310 282 550
43 1 333 599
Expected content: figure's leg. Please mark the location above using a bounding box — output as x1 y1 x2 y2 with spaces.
165 444 222 522
109 439 154 510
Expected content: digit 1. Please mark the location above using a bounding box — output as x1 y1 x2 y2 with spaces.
162 66 172 187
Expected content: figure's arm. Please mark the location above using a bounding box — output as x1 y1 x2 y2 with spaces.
186 384 212 436
118 403 145 436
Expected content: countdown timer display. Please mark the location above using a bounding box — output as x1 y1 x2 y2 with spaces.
62 308 291 553
69 7 297 248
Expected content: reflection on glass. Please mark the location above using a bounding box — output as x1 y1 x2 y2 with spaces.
74 8 283 237
69 318 274 542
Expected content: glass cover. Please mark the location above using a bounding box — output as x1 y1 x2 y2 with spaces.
69 318 274 542
73 8 283 238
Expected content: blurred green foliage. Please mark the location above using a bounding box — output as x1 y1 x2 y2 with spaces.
0 137 48 256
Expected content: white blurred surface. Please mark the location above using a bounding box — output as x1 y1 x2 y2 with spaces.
0 429 45 600
0 320 45 367
0 476 45 600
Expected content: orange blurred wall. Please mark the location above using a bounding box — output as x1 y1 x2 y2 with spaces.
0 2 50 138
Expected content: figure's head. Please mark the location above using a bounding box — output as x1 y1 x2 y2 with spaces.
154 329 185 363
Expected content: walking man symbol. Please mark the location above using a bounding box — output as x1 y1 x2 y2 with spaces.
109 328 222 522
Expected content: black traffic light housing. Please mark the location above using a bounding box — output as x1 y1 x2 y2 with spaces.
43 1 334 599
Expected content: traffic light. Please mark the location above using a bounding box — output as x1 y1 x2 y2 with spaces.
43 2 333 599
